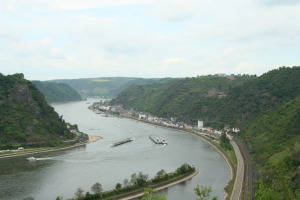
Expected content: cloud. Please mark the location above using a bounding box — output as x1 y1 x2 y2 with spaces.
0 0 299 80
164 58 185 64
259 0 300 6
0 0 150 11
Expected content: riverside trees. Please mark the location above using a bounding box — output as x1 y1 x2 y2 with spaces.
65 163 196 200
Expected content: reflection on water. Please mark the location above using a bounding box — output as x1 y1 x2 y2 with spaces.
0 99 230 200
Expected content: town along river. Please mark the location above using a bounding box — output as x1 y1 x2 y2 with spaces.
0 99 230 200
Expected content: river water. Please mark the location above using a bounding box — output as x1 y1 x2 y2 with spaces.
0 99 230 200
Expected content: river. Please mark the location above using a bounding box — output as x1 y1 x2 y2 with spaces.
0 99 230 200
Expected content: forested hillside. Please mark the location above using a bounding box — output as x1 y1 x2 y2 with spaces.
33 81 82 103
111 74 256 126
51 77 171 98
111 66 300 198
244 97 300 199
111 67 300 128
0 73 76 147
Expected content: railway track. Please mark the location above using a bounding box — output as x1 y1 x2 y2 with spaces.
234 136 254 200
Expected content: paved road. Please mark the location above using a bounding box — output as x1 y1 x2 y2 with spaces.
230 140 244 200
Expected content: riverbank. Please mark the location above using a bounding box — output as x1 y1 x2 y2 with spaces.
125 117 235 199
0 135 102 159
120 167 200 200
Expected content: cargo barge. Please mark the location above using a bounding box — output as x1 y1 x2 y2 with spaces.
112 138 134 147
149 135 167 145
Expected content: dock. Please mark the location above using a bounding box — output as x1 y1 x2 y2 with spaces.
112 138 134 147
149 135 167 145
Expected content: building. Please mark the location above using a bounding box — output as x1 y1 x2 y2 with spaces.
198 120 204 129
232 128 240 133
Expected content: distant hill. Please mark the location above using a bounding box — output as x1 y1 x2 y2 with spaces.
111 67 300 128
50 77 172 98
111 74 256 126
32 81 82 103
0 73 76 147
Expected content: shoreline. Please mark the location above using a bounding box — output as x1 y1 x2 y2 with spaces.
126 117 235 199
0 135 102 159
109 167 200 200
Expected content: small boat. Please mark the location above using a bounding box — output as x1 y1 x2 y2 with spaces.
26 157 36 161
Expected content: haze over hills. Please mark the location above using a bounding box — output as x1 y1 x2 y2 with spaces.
50 77 172 98
32 81 83 103
0 73 77 147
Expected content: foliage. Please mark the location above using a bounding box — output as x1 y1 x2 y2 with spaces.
111 67 300 127
32 81 82 103
75 187 84 199
176 163 194 174
115 183 122 190
111 73 257 126
242 97 300 197
194 185 218 200
67 164 195 200
91 182 103 194
110 66 300 198
141 186 166 200
0 74 76 147
220 133 232 150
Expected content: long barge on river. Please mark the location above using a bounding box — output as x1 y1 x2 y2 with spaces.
112 138 134 147
149 135 167 145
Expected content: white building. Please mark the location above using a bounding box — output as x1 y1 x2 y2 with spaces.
139 114 147 120
232 128 240 133
198 120 204 129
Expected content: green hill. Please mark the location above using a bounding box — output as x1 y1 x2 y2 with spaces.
32 81 82 103
243 97 300 199
0 73 77 147
111 67 300 128
110 66 300 198
111 74 256 126
50 77 171 98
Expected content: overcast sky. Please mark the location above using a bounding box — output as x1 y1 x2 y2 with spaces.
0 0 299 80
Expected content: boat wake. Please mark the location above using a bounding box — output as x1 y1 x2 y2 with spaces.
35 157 53 161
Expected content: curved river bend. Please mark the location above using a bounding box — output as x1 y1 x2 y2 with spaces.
0 100 230 200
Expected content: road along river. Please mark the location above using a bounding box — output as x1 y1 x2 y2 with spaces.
0 99 230 200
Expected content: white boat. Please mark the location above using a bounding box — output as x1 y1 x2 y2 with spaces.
26 157 36 161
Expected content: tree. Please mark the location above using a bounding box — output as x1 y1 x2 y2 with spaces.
141 186 166 200
137 171 149 186
91 182 103 194
156 169 166 178
75 187 84 199
115 183 122 190
123 178 129 187
194 185 218 200
130 173 137 185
